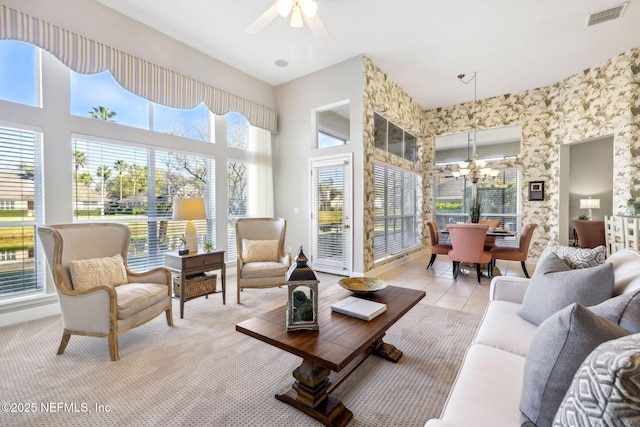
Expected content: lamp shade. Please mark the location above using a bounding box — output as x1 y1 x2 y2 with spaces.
579 198 600 209
172 198 206 221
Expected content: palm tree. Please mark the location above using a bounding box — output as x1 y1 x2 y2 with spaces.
78 172 93 188
89 106 117 122
96 165 112 215
73 151 86 175
128 164 145 197
113 159 128 201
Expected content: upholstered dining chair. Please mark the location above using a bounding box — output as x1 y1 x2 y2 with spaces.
490 223 538 278
37 223 173 361
426 220 452 269
571 219 606 249
477 219 502 251
446 223 492 285
235 217 291 304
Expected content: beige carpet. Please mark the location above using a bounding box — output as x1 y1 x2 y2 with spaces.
0 285 480 427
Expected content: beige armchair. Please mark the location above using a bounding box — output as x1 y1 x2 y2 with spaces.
37 223 173 361
235 218 290 304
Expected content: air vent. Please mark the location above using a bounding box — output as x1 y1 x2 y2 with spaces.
587 2 628 26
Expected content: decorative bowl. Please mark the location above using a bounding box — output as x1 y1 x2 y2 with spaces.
338 277 387 294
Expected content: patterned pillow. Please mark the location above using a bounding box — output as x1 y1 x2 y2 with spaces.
538 241 605 269
552 334 640 426
69 254 128 290
241 239 279 263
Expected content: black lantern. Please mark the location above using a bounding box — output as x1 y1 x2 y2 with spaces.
286 246 319 331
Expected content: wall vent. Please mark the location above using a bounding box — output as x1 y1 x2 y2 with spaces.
587 2 628 26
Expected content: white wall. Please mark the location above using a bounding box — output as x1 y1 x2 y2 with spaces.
273 56 366 273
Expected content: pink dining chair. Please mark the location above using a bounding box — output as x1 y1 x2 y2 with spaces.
426 220 452 270
446 223 492 285
490 223 538 278
477 219 502 251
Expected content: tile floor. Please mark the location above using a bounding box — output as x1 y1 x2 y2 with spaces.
317 254 532 316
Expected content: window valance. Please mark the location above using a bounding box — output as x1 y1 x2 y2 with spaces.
0 5 278 133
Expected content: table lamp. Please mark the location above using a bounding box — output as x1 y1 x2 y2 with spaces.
172 197 206 253
579 197 600 220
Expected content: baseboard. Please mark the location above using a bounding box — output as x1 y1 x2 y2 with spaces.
0 295 60 327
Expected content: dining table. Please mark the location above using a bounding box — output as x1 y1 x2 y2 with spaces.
439 226 516 237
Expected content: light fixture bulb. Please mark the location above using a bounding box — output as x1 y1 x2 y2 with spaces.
290 6 303 27
276 0 294 17
459 161 470 169
451 170 461 178
300 0 317 17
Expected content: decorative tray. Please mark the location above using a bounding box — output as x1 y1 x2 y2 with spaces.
338 277 388 294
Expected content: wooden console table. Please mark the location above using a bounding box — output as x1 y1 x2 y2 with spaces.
236 285 425 426
165 251 226 318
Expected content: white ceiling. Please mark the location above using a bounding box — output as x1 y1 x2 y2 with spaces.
96 0 640 110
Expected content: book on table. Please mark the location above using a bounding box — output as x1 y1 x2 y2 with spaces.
330 296 387 321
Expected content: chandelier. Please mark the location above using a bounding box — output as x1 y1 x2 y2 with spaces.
450 72 500 184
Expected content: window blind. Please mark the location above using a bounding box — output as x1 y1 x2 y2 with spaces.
73 137 215 271
0 124 44 296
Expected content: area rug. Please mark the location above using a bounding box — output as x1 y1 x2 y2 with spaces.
0 286 480 427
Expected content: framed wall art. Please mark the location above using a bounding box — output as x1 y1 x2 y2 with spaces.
528 181 544 201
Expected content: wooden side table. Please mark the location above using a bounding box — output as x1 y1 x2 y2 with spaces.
164 251 226 318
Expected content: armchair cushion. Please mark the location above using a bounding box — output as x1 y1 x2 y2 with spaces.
538 240 605 269
116 283 169 320
517 253 614 325
69 254 128 290
241 239 279 263
240 261 289 279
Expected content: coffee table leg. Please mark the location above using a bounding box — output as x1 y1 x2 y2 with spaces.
276 359 353 427
373 336 403 362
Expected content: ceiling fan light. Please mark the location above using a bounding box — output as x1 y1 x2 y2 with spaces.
290 7 303 27
276 0 294 17
300 0 317 18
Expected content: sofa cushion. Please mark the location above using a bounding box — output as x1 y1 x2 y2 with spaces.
473 300 537 357
552 333 640 426
519 304 628 427
589 288 640 334
69 254 128 290
605 248 640 296
115 282 168 320
538 240 605 269
438 344 525 427
242 239 279 263
517 253 614 325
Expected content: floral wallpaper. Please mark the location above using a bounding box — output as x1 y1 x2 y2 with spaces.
423 47 640 258
362 47 640 271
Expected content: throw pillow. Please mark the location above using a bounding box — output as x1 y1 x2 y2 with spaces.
519 304 629 427
552 334 640 427
69 254 128 290
589 289 640 334
241 239 279 263
517 253 614 325
538 240 605 269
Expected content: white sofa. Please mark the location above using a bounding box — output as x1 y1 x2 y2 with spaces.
425 248 640 427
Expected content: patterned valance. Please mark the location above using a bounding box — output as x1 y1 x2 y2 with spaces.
0 5 278 133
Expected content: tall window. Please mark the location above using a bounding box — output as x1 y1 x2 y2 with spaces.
0 124 44 296
373 163 421 260
73 137 215 271
434 169 520 245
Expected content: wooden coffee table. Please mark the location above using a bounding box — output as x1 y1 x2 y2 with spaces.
236 284 425 426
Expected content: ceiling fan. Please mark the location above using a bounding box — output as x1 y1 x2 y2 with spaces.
247 0 329 41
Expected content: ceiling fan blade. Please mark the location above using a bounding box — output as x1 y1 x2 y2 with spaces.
304 14 330 41
246 4 279 34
